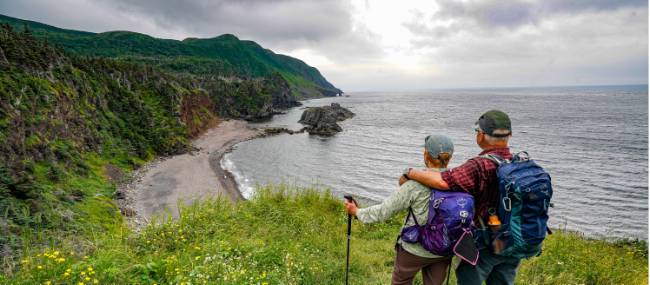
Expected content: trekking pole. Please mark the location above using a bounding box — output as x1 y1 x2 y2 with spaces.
346 211 352 285
344 195 357 285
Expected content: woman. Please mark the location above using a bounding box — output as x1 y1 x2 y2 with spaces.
344 134 455 285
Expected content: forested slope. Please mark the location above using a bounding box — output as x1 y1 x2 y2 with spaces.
0 14 342 98
0 25 295 262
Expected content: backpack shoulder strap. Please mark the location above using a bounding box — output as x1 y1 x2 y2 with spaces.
512 151 531 162
426 190 441 225
480 154 507 166
403 207 419 226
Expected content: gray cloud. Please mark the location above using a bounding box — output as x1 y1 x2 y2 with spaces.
434 0 535 29
392 3 648 90
102 0 382 63
430 0 648 30
104 0 352 43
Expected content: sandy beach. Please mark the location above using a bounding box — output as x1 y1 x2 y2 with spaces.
120 120 260 225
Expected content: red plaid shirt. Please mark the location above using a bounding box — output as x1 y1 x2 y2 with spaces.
441 148 512 225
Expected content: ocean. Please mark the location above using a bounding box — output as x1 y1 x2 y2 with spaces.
222 85 648 240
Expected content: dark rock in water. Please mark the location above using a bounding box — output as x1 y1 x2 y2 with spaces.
258 127 306 137
299 103 355 136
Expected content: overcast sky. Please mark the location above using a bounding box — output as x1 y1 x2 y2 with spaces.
1 0 647 91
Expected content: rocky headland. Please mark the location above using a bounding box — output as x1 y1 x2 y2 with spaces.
298 103 355 136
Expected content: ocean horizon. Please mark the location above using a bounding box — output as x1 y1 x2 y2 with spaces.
343 83 649 94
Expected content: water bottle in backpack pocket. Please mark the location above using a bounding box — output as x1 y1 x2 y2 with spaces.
482 151 553 259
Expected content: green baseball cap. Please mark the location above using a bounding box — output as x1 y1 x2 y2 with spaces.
476 110 512 137
424 134 454 158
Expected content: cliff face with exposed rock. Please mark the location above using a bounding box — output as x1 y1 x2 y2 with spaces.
298 103 354 136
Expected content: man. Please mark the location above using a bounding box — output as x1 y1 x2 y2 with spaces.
344 135 455 285
403 110 518 285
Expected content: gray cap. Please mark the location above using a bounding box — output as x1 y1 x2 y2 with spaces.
424 134 454 158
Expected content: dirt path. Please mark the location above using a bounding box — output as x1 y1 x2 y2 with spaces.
121 120 260 226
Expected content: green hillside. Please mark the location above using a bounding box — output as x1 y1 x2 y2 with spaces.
0 23 299 263
0 14 341 98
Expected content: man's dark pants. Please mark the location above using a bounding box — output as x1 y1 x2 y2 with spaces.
455 248 520 285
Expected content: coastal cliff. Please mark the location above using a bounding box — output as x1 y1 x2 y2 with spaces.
0 19 328 267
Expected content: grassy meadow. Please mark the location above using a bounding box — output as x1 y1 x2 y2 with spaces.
2 186 647 284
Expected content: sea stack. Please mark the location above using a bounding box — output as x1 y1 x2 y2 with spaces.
298 103 355 136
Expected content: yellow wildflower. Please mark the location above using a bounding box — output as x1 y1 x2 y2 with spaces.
37 265 43 269
56 258 65 263
85 277 91 281
63 272 70 277
53 251 60 256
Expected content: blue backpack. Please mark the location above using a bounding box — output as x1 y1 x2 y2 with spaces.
401 189 475 257
482 151 553 258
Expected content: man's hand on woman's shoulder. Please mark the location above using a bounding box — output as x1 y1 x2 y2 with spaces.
399 175 409 186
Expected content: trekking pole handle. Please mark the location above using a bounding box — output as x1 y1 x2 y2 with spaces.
344 195 358 220
344 195 358 206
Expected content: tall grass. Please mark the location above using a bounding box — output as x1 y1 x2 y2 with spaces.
2 185 647 284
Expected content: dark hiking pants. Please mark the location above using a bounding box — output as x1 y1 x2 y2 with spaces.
456 248 520 285
392 245 451 285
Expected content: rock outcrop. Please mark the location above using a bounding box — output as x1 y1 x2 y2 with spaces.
270 73 302 110
256 127 306 138
298 103 354 136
